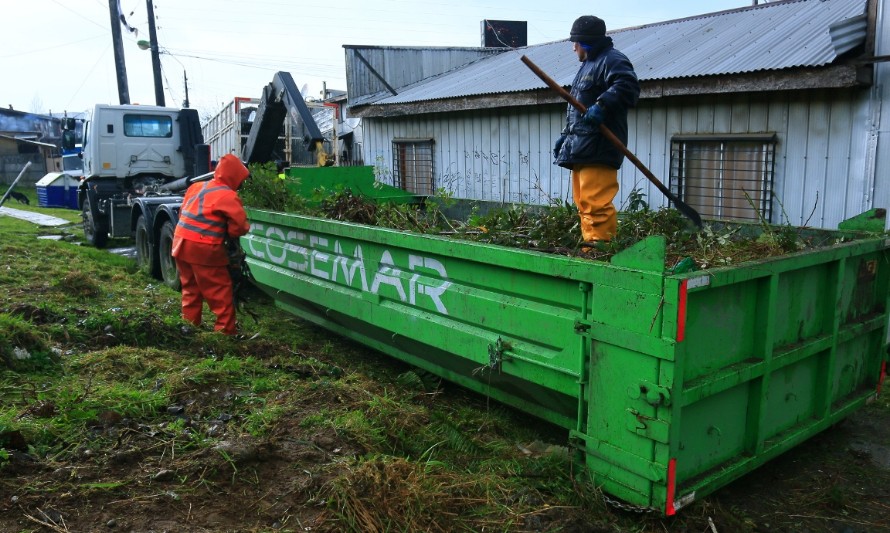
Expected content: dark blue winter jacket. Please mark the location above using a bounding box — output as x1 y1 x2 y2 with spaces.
555 39 640 170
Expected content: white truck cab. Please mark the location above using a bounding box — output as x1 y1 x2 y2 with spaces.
82 104 189 186
63 104 206 248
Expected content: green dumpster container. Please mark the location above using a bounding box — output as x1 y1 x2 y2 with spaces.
242 208 889 514
282 165 420 205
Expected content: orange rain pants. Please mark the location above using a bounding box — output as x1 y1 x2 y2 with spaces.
175 259 237 335
571 163 619 242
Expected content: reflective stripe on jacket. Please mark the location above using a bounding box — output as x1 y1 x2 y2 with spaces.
177 182 230 243
174 179 249 246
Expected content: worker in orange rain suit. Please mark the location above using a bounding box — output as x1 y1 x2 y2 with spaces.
553 15 640 248
172 154 251 335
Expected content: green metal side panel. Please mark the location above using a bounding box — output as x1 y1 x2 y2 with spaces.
666 239 890 514
243 207 890 515
243 209 607 428
283 165 419 204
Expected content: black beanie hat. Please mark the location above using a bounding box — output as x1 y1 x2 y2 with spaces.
570 16 606 42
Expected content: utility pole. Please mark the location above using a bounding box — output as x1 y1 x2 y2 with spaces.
108 0 130 105
183 71 190 108
146 0 165 106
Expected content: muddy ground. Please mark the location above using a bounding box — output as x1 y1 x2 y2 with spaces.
1 208 889 532
2 368 889 533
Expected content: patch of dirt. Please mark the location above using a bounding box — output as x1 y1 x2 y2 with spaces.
1 268 888 532
701 402 890 532
2 393 889 532
6 303 64 325
0 404 353 532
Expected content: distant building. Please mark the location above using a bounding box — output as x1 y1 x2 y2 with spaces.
346 0 889 230
202 88 362 168
0 134 60 185
324 90 364 166
0 108 66 184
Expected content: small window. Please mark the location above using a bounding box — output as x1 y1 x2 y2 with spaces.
670 134 777 222
62 154 83 171
392 139 434 195
17 142 38 154
123 114 173 138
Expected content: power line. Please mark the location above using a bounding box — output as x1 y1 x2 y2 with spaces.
50 0 108 31
66 43 113 111
0 34 106 59
161 49 342 77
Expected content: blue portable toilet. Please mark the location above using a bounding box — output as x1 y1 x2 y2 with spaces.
36 172 80 209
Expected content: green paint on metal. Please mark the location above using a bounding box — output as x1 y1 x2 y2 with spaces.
837 208 887 233
282 165 419 205
611 235 666 272
242 207 890 514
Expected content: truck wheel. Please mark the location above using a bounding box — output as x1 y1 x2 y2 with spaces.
135 215 161 279
158 220 181 291
82 195 108 248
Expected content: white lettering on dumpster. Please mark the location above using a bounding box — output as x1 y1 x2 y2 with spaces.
246 223 452 315
370 250 407 302
686 275 710 290
332 241 369 291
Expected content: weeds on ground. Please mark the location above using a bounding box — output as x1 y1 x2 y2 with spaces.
4 180 887 532
0 215 606 532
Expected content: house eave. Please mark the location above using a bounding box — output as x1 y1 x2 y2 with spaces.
349 64 873 118
643 63 873 98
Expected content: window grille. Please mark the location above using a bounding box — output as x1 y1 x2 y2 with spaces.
670 134 777 222
392 139 434 195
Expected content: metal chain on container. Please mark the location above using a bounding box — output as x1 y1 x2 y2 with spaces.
601 492 656 514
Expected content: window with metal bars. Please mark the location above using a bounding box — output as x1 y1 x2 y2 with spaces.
669 134 777 222
392 139 434 195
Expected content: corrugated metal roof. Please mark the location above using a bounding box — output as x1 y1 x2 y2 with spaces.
346 47 503 106
368 0 867 106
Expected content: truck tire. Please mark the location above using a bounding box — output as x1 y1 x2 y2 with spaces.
158 220 181 291
135 215 162 279
82 195 108 248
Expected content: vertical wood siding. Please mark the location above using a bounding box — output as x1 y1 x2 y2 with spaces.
363 86 874 229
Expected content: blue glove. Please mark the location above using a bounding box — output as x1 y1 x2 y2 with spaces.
582 103 605 127
553 135 566 158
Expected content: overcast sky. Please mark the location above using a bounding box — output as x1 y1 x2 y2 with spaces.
2 0 750 119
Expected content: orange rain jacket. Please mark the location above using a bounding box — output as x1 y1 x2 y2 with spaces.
172 154 250 265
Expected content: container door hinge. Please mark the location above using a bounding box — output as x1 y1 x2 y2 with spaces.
574 319 592 335
628 380 672 407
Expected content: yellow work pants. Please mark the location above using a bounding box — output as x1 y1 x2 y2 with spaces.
571 164 619 242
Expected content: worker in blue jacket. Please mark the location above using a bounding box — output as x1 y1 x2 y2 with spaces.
554 15 640 248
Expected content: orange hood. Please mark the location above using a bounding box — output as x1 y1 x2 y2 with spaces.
213 154 250 190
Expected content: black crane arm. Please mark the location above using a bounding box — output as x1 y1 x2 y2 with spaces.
242 71 325 165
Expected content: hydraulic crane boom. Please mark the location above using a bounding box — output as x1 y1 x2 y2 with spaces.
242 71 327 165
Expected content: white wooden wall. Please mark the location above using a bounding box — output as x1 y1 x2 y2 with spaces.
363 85 880 229
363 108 569 206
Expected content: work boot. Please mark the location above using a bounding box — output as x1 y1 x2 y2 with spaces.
580 240 610 253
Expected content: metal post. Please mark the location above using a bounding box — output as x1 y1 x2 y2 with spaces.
183 70 190 108
323 82 340 167
284 118 292 165
108 0 130 105
146 0 165 106
0 161 33 207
